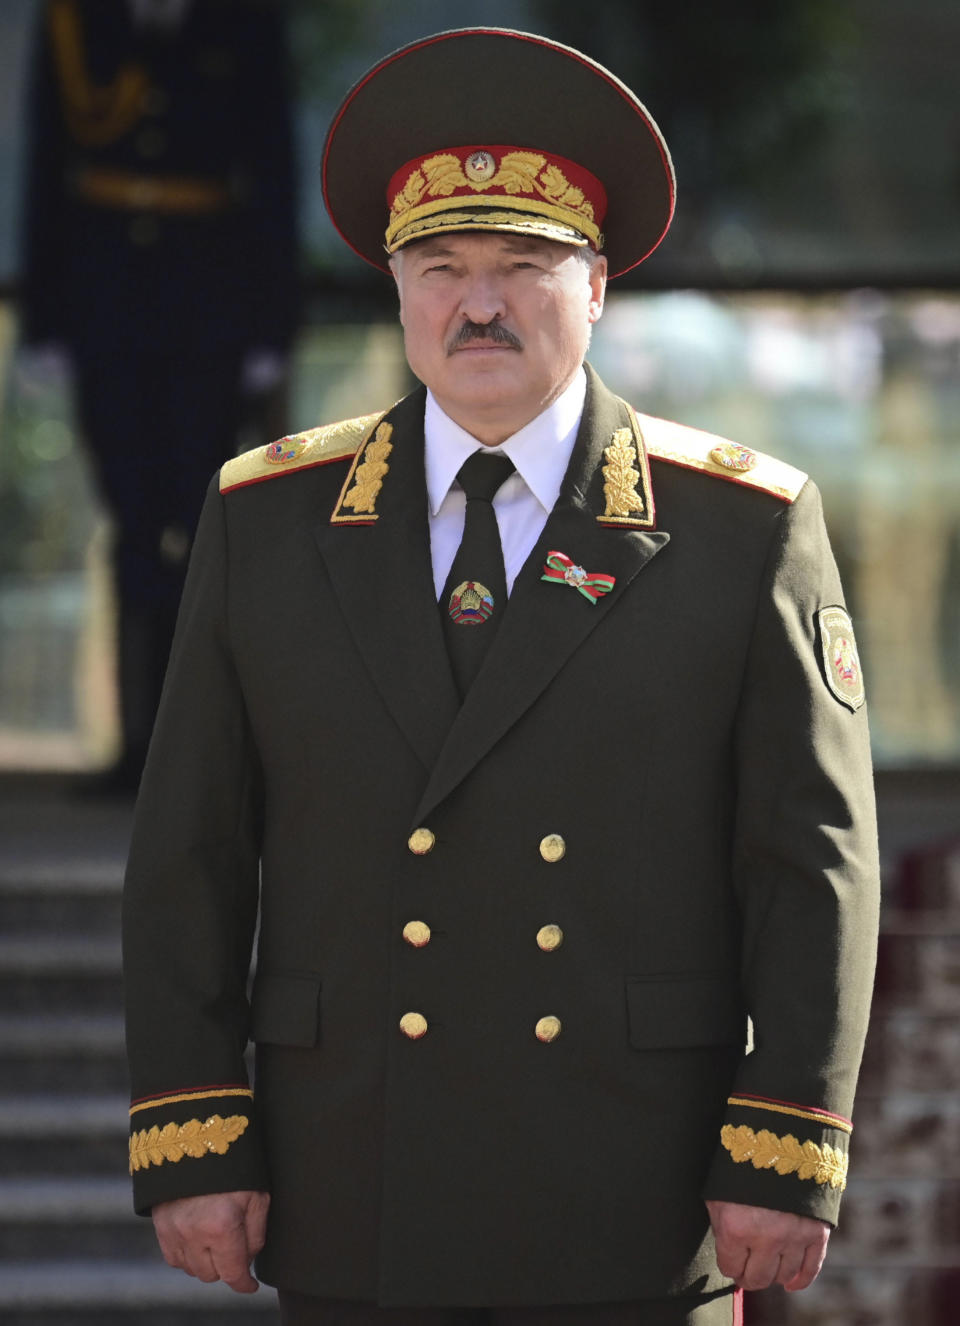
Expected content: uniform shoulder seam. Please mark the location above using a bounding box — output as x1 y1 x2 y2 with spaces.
220 413 383 494
636 411 807 504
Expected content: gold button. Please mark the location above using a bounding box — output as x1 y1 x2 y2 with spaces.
539 833 566 863
535 1015 562 1043
408 827 435 855
536 924 563 952
402 920 431 948
399 1012 428 1040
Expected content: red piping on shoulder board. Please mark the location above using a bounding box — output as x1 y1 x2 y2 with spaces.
221 452 353 496
321 28 676 276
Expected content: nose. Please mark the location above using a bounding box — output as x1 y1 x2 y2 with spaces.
458 270 507 326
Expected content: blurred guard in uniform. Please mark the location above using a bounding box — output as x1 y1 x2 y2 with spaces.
20 0 299 789
122 28 879 1325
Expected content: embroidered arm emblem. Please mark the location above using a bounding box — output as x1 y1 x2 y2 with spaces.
602 429 644 517
721 1123 848 1190
129 1114 249 1174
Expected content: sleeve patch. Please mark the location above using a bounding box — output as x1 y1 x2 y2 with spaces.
817 606 865 711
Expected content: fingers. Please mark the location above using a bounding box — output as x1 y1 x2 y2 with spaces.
706 1199 831 1293
151 1191 268 1294
784 1233 829 1292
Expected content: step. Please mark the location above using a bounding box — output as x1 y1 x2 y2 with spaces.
0 860 122 933
0 1259 279 1321
0 1177 157 1260
0 1094 127 1176
0 1013 126 1091
0 935 122 1015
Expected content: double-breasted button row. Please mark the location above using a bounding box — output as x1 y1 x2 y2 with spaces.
400 1013 562 1043
408 828 567 861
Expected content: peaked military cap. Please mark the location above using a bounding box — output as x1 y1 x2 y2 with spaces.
322 27 676 278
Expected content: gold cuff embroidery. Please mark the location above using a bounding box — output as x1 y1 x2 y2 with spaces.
727 1096 853 1134
721 1123 848 1191
129 1114 249 1174
129 1087 253 1117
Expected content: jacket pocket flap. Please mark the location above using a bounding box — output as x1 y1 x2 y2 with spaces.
250 972 321 1047
626 974 745 1050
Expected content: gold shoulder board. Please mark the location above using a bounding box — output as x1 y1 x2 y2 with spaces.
220 413 383 494
638 413 807 504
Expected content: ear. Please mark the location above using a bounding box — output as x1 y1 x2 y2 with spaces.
587 255 607 324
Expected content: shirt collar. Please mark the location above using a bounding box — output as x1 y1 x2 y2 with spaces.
424 368 587 517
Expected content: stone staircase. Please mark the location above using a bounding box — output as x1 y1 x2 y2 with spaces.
0 791 279 1325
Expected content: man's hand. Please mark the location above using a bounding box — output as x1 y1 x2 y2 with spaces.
152 1190 270 1293
706 1199 830 1292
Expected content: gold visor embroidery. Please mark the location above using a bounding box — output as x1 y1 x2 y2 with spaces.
129 1114 249 1174
340 422 394 516
388 151 599 249
721 1123 848 1190
602 429 644 518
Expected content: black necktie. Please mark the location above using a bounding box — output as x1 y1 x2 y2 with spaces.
440 451 515 698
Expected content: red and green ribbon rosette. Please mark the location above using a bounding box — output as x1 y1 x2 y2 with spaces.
541 551 616 604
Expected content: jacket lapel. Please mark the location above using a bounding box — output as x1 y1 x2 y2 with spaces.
314 388 460 773
412 368 670 824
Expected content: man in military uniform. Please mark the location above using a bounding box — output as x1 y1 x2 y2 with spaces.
122 29 879 1325
21 0 298 788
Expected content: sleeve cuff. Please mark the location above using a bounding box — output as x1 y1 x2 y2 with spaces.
128 1084 269 1214
703 1092 853 1226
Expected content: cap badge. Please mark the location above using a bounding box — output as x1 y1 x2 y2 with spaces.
541 551 615 604
448 580 494 626
265 436 306 465
710 441 757 473
817 607 865 711
464 150 497 183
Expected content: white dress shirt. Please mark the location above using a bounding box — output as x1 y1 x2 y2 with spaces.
424 369 587 598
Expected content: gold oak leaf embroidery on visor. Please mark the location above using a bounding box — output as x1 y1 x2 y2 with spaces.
602 429 644 518
721 1123 848 1191
391 153 596 227
129 1114 249 1174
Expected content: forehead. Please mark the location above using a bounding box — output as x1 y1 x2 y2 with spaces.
398 232 577 264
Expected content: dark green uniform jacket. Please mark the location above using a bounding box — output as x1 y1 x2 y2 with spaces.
123 366 879 1307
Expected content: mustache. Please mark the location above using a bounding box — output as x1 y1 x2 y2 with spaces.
447 320 523 354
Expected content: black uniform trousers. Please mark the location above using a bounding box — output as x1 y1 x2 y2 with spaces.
277 1287 742 1325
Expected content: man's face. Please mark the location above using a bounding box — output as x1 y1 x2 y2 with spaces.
390 232 606 444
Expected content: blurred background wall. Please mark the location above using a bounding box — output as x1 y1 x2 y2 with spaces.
0 2 956 1323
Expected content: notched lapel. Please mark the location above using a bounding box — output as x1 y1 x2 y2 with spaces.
314 390 460 772
412 367 671 824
